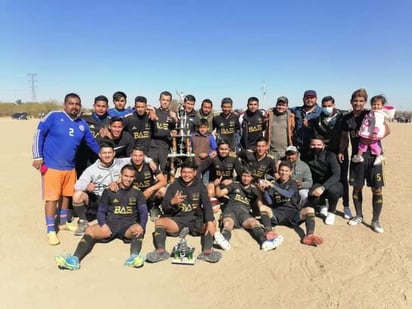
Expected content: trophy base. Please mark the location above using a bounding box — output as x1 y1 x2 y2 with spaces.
171 247 196 265
168 153 195 158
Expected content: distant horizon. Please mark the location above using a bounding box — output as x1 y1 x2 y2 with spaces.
1 98 411 113
1 1 412 111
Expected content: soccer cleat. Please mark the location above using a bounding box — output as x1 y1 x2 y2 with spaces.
352 155 364 163
343 207 352 219
58 221 77 232
48 231 60 246
371 221 384 233
348 215 363 226
302 234 324 246
325 212 336 225
197 250 222 263
74 219 88 236
145 249 170 263
373 155 385 166
261 234 284 251
214 232 231 250
55 255 80 270
124 254 145 268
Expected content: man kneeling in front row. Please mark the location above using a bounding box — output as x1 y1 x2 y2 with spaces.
55 165 148 270
146 160 222 263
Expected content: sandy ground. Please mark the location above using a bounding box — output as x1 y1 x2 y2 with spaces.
1 118 411 309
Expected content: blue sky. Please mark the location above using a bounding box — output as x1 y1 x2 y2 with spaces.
1 0 411 110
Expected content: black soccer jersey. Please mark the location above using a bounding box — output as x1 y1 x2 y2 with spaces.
81 112 110 139
198 154 242 181
124 112 152 151
162 177 213 222
97 187 147 228
238 110 266 150
266 178 299 210
224 182 260 211
238 150 276 180
150 108 176 149
132 163 161 191
213 112 239 149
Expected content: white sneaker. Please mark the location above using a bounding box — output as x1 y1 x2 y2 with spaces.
214 232 231 250
373 155 384 166
371 221 384 233
261 235 284 251
352 155 364 163
319 206 328 217
325 212 336 225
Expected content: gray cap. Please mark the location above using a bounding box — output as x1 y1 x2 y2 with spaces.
276 96 289 104
285 145 298 153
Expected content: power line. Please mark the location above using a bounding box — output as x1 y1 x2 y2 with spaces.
28 73 38 102
261 81 266 110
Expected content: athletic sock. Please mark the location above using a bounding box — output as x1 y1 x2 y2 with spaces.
353 190 363 217
46 216 55 233
251 226 266 245
372 192 383 222
153 226 167 250
73 202 87 221
222 229 232 241
130 234 144 255
260 211 272 232
201 233 214 251
305 213 316 235
73 234 95 261
59 208 69 225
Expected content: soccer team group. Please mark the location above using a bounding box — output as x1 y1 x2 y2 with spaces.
31 88 390 270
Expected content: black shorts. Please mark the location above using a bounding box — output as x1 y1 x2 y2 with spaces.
98 221 136 243
149 147 169 172
222 204 253 228
164 215 205 236
349 157 384 188
272 208 301 226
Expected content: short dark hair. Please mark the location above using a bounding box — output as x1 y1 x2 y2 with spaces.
94 95 108 105
221 97 233 107
113 91 127 101
121 164 136 174
64 93 81 104
278 160 292 171
184 94 196 103
371 94 387 106
217 139 230 147
159 91 172 99
181 159 197 170
134 96 147 104
256 137 267 144
321 96 335 105
247 97 259 105
132 144 146 154
199 118 209 127
311 135 325 143
99 141 115 150
201 99 213 108
110 116 124 125
240 167 252 175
